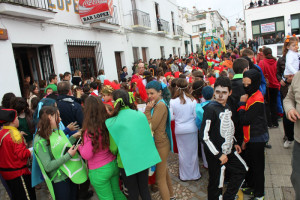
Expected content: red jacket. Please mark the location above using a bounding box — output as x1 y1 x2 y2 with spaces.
0 129 31 180
259 58 280 89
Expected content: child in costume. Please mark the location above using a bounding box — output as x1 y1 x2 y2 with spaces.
145 81 175 200
102 80 121 108
283 35 299 77
0 108 36 200
78 96 126 200
195 86 214 169
34 106 87 200
170 78 201 181
238 69 269 200
105 89 161 200
200 76 248 200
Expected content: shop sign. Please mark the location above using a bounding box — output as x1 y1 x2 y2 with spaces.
78 0 113 24
261 22 275 33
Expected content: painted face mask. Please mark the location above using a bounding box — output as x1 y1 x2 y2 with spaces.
243 69 261 96
214 86 230 105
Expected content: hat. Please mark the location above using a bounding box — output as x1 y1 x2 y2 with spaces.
202 86 214 100
0 109 17 124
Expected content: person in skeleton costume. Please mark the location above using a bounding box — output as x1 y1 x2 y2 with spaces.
238 69 269 200
200 76 248 200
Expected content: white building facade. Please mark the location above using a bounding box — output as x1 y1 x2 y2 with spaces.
178 7 229 53
0 0 184 98
243 0 300 44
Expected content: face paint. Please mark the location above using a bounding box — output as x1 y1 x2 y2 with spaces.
214 86 230 106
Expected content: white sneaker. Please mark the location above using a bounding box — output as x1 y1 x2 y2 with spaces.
284 140 293 148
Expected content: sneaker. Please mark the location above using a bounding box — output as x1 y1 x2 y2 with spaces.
234 195 239 200
249 196 264 200
241 187 254 195
284 140 293 149
265 143 272 149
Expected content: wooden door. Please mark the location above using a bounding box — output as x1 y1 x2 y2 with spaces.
114 52 122 81
142 47 147 63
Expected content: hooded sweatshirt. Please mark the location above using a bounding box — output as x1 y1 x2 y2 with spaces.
259 58 280 89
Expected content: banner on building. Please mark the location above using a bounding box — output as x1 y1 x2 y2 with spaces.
79 0 113 24
261 22 275 33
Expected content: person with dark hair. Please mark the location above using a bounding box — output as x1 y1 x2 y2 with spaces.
168 79 178 99
78 96 126 199
142 71 154 86
10 97 35 144
90 82 99 96
200 76 247 200
106 89 161 200
259 48 280 128
0 108 36 200
191 71 204 83
63 72 71 82
1 93 16 109
198 56 208 71
145 81 174 200
227 58 249 154
33 106 86 200
170 78 201 181
238 69 268 200
56 81 84 129
223 53 233 69
30 97 40 112
28 85 40 110
120 66 128 83
44 74 58 93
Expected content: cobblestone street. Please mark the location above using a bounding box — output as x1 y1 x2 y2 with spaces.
0 122 295 200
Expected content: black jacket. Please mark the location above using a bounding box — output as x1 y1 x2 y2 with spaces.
198 61 208 71
227 77 245 146
56 95 83 128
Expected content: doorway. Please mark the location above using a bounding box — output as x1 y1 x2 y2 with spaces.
13 47 42 97
114 52 122 81
142 47 148 63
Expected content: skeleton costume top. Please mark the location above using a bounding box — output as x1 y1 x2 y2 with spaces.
200 101 236 158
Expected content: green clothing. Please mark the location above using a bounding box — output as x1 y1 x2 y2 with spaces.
33 134 76 183
109 135 123 168
105 109 161 176
18 117 32 142
89 160 126 200
233 73 243 80
44 84 57 93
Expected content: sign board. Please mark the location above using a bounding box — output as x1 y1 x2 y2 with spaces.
79 0 113 24
261 22 275 33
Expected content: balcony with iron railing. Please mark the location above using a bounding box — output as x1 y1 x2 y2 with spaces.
91 5 120 31
0 0 56 20
157 19 169 35
174 25 183 39
131 9 151 31
105 5 119 25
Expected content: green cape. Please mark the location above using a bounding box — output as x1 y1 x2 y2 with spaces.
105 109 161 176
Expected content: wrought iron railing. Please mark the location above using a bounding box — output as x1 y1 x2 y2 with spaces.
0 0 53 11
105 6 119 25
158 19 169 33
131 9 151 28
176 25 183 35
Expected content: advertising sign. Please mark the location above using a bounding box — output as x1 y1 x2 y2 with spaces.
261 22 275 33
79 0 113 24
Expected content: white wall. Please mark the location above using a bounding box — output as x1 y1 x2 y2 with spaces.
244 0 300 40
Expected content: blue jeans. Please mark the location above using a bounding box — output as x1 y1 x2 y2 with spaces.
53 178 77 200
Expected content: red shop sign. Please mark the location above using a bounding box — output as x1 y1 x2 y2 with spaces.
79 0 113 24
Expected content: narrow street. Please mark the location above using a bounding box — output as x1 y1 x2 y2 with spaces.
0 122 295 200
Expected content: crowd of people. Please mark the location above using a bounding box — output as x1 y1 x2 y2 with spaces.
0 35 299 200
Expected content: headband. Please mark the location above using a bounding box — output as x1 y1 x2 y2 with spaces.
177 86 188 90
114 98 125 107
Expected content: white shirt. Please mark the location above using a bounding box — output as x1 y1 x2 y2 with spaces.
170 94 197 134
284 50 300 75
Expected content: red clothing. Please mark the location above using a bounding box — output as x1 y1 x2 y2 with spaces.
256 52 264 64
259 58 280 89
0 129 31 180
103 100 114 108
208 76 216 85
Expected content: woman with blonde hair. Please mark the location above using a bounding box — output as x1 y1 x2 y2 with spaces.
72 70 82 86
